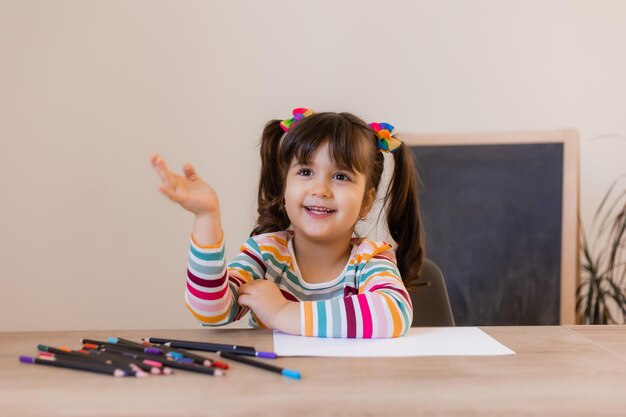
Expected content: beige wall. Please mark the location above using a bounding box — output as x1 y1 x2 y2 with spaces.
1 0 625 331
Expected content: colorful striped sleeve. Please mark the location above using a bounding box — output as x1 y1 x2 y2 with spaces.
185 235 267 326
300 244 413 338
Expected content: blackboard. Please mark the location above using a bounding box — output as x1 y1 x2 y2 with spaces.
403 130 579 325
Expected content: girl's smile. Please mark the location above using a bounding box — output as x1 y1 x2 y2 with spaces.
304 205 336 218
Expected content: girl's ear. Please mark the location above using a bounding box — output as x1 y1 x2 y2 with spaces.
360 187 377 218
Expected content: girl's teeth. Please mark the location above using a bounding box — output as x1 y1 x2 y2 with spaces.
307 206 334 214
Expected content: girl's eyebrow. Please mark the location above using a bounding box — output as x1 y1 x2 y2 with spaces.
291 159 355 173
334 164 356 173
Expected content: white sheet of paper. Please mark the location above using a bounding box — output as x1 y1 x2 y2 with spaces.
273 327 515 357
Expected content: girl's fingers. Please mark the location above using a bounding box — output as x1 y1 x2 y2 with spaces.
238 282 258 296
182 163 199 181
238 294 250 307
238 283 249 295
151 155 175 186
238 294 258 311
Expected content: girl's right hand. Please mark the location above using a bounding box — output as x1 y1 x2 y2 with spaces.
151 154 219 215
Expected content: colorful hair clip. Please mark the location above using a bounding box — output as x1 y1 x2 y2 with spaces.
280 108 315 132
369 122 402 153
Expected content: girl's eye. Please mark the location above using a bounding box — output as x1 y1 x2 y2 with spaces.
334 173 351 182
297 168 313 177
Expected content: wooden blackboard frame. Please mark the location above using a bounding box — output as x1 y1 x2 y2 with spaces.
402 129 579 324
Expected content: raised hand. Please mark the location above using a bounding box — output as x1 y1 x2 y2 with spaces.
150 154 219 215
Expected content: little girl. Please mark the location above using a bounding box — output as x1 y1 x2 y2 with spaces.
151 108 423 338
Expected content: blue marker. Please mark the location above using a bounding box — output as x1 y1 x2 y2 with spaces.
217 351 301 380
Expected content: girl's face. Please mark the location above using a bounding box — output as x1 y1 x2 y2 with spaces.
284 141 374 245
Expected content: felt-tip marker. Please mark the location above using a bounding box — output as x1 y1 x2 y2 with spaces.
217 351 301 380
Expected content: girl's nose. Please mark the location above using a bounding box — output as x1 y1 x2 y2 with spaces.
311 178 332 198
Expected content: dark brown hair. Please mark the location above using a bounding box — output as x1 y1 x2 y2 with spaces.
251 112 424 286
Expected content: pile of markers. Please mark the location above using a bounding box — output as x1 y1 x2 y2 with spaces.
19 337 301 379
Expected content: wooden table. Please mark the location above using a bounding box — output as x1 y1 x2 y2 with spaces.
1 326 625 416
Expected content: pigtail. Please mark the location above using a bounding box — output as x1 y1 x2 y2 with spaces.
251 120 291 236
385 144 424 288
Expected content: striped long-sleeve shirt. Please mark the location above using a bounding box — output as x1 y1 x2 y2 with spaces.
186 230 413 338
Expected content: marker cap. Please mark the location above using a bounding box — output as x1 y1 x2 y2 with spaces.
281 369 301 379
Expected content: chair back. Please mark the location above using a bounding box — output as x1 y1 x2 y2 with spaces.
410 258 455 327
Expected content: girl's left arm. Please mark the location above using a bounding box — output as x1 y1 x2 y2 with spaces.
189 235 302 335
299 248 413 338
186 236 268 326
